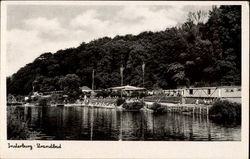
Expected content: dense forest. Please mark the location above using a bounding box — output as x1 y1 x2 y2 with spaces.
7 6 241 95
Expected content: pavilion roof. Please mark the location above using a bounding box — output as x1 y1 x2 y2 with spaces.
109 85 145 91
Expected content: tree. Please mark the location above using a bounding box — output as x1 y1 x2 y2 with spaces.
204 5 241 85
187 10 208 24
58 74 81 100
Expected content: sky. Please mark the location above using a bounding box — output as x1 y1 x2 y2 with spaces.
6 4 212 76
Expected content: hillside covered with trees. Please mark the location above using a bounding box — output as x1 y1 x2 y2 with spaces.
7 6 241 95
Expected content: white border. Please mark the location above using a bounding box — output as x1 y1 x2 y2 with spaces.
1 1 249 159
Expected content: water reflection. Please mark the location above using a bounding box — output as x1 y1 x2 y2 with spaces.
8 106 241 141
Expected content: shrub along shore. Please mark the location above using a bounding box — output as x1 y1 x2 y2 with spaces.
146 100 241 124
209 100 241 124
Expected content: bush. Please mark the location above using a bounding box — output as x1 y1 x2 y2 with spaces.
116 97 125 106
131 91 140 97
122 101 144 110
209 100 241 124
110 91 121 97
96 90 110 98
50 94 64 104
139 92 146 98
32 96 39 102
149 102 166 114
149 102 161 110
154 107 165 114
38 98 49 106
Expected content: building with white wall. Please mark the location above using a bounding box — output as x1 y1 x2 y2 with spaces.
164 86 241 104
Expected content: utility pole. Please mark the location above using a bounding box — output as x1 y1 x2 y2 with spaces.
92 69 95 90
120 65 124 97
142 62 145 88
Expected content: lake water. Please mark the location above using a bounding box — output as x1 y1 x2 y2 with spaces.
7 106 241 141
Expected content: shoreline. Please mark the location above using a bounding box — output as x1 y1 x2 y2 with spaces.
8 102 212 108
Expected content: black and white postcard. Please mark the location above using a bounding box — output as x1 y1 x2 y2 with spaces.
0 1 249 159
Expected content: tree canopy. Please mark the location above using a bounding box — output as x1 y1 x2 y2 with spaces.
7 6 241 95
